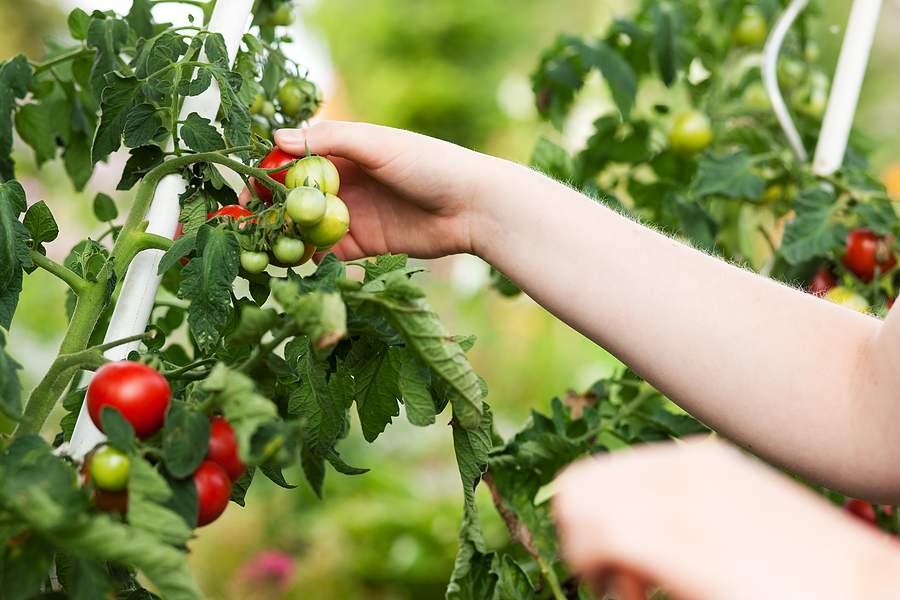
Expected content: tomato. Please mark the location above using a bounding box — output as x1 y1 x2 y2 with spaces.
207 416 246 482
277 81 304 119
194 460 231 527
240 250 269 274
250 117 271 140
284 155 340 196
742 82 770 111
731 8 767 46
250 148 299 205
843 498 876 525
271 236 307 265
93 489 129 514
823 286 869 313
265 4 295 27
285 186 327 227
842 227 897 282
86 361 171 440
668 110 713 154
173 222 190 266
248 94 265 115
302 193 350 248
269 240 316 268
90 445 130 492
807 267 836 297
209 205 255 229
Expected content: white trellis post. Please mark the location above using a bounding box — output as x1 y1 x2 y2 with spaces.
67 0 256 460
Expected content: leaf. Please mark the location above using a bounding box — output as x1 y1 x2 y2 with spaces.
175 68 212 97
85 17 130 104
91 73 142 165
287 348 347 455
350 339 402 442
67 8 91 41
180 112 226 153
13 103 56 167
0 328 23 419
580 40 637 119
324 449 369 475
99 406 135 452
398 348 435 427
271 280 347 351
162 401 210 479
494 555 536 600
0 530 56 600
663 191 718 252
123 103 162 148
529 137 574 182
452 404 493 510
63 132 93 192
117 145 165 191
157 231 195 275
0 55 32 181
299 439 325 498
780 188 845 265
177 226 240 350
651 2 683 87
132 30 189 80
92 193 118 223
23 200 59 246
445 505 498 600
126 0 155 40
229 306 279 345
691 149 765 200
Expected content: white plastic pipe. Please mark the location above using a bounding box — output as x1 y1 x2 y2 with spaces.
67 0 255 460
812 0 883 176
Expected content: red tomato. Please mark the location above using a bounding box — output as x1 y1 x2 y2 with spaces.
807 267 836 297
86 361 171 440
250 148 299 205
207 415 247 482
174 222 189 266
843 498 876 525
194 460 232 527
842 228 897 282
208 205 255 228
92 488 129 514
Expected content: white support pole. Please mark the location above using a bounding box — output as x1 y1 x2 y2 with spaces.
811 0 883 176
67 0 255 460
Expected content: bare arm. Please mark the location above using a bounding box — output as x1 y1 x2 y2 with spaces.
275 121 900 502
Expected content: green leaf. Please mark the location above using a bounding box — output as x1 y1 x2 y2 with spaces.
177 226 240 350
13 103 55 167
175 68 212 97
271 280 347 352
445 505 498 600
494 555 536 600
0 55 32 181
210 66 251 151
99 406 135 451
180 112 226 153
0 328 23 419
204 33 228 64
398 348 435 427
126 0 155 40
324 449 369 475
133 30 189 80
663 191 718 252
0 181 34 329
63 132 93 192
651 2 683 87
351 340 401 442
452 404 493 510
123 103 163 148
23 200 59 246
85 17 130 104
691 149 765 200
91 73 142 165
229 306 279 345
287 347 348 455
157 231 195 275
580 40 637 119
529 137 574 182
780 188 845 265
67 8 91 40
0 530 56 600
299 438 325 498
92 193 118 223
117 145 165 191
162 401 210 479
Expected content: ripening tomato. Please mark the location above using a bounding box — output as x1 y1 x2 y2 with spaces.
268 239 317 268
668 110 713 154
86 361 171 440
240 250 270 274
284 155 340 195
265 4 295 27
285 186 327 227
209 205 255 229
90 445 130 492
207 416 246 482
842 227 897 282
194 460 232 527
250 148 300 205
823 286 869 313
271 236 308 265
843 498 876 525
302 193 350 248
808 267 836 297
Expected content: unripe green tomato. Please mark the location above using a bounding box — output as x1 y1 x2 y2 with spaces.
303 193 350 248
742 82 770 110
250 117 271 139
248 93 265 115
241 250 269 274
272 236 307 265
285 186 327 227
668 110 713 154
731 8 767 47
277 81 304 119
90 446 130 492
265 4 295 27
260 101 276 119
284 155 340 195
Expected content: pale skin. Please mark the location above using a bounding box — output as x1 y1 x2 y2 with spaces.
264 120 900 598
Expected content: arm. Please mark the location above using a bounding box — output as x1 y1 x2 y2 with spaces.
275 121 900 502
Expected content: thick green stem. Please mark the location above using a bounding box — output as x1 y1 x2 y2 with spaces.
29 250 88 294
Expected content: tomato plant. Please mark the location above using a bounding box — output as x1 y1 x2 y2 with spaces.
193 460 232 527
89 445 130 492
271 235 308 265
842 227 897 282
207 416 247 482
86 361 171 439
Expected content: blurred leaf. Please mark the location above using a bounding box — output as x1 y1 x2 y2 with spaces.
0 55 33 181
691 149 765 200
162 401 210 479
530 137 574 183
780 188 846 265
14 103 55 167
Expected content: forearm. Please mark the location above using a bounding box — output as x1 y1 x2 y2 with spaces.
470 157 898 500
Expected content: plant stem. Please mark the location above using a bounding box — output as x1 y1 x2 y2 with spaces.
535 555 567 600
237 326 297 375
29 250 88 294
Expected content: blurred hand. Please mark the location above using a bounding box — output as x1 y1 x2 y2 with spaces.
552 438 900 600
269 121 494 261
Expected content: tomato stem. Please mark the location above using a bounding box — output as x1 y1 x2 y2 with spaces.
28 250 89 295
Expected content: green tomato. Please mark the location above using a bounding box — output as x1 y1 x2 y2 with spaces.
284 155 340 195
668 110 713 154
265 4 295 27
248 94 265 115
742 82 770 110
272 236 307 265
250 117 271 139
241 250 269 274
285 186 327 227
303 193 350 248
277 81 304 119
731 8 767 47
90 446 130 492
260 101 276 119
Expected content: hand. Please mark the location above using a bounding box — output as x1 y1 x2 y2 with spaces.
552 438 900 600
268 121 491 261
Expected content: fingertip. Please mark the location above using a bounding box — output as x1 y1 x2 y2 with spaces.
238 186 251 208
274 127 307 155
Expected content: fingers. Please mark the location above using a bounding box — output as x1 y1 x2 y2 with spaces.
274 121 410 171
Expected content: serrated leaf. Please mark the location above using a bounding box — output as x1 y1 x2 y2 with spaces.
117 145 165 191
780 188 845 264
398 348 435 426
177 226 240 350
175 68 212 97
691 149 765 200
446 505 498 600
157 231 195 275
287 348 347 455
452 405 493 510
180 112 226 153
204 33 228 64
123 103 162 148
92 193 118 222
162 401 210 479
14 103 55 167
352 340 401 442
85 17 130 103
92 73 142 165
126 0 155 40
132 30 189 80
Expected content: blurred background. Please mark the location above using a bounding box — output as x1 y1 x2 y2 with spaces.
4 1 900 598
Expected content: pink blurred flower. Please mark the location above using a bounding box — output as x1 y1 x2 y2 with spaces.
231 549 297 598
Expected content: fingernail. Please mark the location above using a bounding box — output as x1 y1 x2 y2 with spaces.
274 128 304 145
